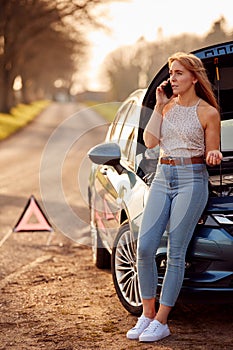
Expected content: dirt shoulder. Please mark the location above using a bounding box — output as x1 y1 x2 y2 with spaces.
0 231 232 350
0 103 232 349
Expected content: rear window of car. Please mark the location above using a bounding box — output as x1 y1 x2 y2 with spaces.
216 66 233 120
108 101 133 142
118 103 142 169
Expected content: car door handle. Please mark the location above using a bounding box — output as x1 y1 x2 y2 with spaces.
100 167 108 175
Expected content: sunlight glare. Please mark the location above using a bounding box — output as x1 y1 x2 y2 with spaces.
87 0 233 91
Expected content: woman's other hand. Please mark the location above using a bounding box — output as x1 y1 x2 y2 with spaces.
206 150 222 166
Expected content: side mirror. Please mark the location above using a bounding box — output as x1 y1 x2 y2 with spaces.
88 142 124 174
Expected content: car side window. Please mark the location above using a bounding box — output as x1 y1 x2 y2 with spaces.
119 101 141 169
109 101 133 142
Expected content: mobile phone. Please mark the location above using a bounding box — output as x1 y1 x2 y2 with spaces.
163 80 173 98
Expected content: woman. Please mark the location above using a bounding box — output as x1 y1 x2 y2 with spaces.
127 52 222 343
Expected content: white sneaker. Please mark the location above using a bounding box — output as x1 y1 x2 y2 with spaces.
126 315 153 340
139 319 170 342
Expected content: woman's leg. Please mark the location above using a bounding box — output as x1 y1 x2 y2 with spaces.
137 166 171 315
137 165 209 343
126 167 171 340
159 164 209 313
141 298 157 319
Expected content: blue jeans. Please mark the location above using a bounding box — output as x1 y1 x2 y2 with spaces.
137 163 209 307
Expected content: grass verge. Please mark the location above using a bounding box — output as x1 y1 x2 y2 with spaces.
0 100 51 141
84 101 121 123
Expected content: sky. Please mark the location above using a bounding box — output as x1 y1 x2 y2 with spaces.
86 0 233 91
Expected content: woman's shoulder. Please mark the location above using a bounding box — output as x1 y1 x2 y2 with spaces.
198 99 220 126
199 99 218 114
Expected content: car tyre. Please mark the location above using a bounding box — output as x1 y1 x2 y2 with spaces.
89 188 111 269
94 227 111 269
90 205 111 269
112 221 142 316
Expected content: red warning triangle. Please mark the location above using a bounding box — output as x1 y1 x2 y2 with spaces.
13 195 53 232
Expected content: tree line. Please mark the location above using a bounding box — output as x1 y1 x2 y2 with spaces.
102 17 233 101
0 0 125 112
1 1 232 112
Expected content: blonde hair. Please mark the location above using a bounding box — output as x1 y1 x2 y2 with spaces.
168 52 219 110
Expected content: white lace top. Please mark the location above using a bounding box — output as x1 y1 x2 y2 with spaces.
159 99 205 158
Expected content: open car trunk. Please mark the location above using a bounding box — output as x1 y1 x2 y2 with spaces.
196 42 233 198
139 41 233 198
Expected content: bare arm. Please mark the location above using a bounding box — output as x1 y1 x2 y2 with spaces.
143 82 173 149
143 106 163 148
203 106 222 166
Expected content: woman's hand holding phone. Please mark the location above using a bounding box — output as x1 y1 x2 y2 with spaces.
162 80 173 98
156 79 174 107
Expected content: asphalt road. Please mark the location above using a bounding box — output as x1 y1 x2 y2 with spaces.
0 102 109 278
